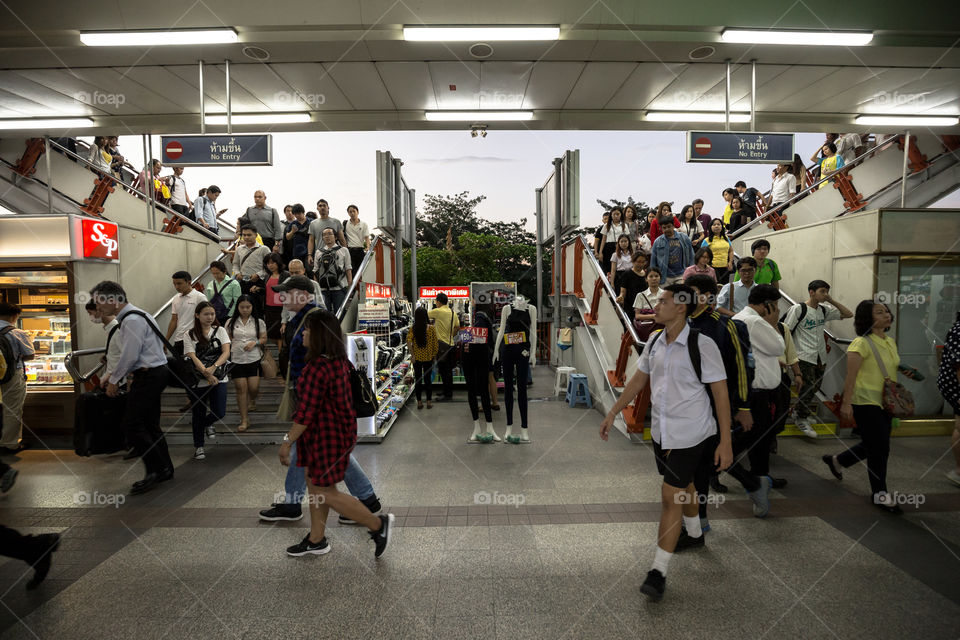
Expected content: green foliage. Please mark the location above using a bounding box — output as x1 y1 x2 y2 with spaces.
416 191 486 249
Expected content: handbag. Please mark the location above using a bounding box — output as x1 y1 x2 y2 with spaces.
276 307 322 421
350 363 377 418
864 335 915 417
116 310 194 389
195 337 234 385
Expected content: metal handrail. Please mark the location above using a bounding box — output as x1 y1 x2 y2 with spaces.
63 348 107 384
335 236 383 319
47 139 225 244
570 234 644 347
728 135 904 241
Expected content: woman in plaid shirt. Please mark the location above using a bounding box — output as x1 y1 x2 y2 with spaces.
279 310 394 558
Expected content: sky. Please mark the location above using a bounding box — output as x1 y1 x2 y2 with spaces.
16 130 959 228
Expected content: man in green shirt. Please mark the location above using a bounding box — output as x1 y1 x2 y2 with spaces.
736 239 781 288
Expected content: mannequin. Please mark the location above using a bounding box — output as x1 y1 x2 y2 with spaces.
492 295 537 443
464 311 498 443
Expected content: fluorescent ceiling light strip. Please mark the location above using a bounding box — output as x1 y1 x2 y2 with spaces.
646 111 751 123
855 115 959 126
204 113 310 125
721 29 872 46
404 26 559 41
0 118 94 129
81 29 238 46
425 111 534 121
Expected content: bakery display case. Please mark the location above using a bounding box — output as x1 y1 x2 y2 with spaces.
0 269 74 387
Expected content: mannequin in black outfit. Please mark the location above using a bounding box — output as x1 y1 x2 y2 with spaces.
464 311 499 443
493 296 538 443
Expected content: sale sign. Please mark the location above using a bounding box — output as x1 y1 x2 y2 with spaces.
419 286 470 299
365 282 393 299
81 219 119 260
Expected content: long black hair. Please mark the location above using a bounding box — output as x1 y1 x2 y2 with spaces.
305 309 347 361
227 294 262 339
413 306 429 348
189 301 219 351
705 218 728 243
853 300 893 337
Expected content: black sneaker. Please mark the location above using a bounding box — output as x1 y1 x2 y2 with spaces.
640 569 666 602
259 503 303 521
339 496 382 525
709 475 728 494
1 467 18 493
769 476 788 489
286 534 330 557
673 528 705 552
369 513 394 558
822 455 843 481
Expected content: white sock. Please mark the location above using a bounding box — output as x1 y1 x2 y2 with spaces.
683 515 702 538
651 546 673 576
471 421 481 437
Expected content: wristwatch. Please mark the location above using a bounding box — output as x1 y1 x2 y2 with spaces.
282 434 291 443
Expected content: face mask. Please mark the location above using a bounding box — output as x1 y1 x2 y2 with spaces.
90 315 101 324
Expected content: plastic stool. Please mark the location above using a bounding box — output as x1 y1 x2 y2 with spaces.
554 366 576 397
566 374 592 408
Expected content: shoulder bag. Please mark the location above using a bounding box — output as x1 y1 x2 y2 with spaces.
116 310 194 389
864 336 914 417
350 361 377 418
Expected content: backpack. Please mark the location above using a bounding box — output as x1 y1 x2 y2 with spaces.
0 326 18 384
780 302 823 334
648 327 704 380
316 246 344 289
209 279 231 324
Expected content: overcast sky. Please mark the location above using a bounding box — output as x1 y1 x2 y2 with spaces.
57 130 960 230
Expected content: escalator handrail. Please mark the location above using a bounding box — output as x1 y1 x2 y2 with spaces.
335 237 382 319
728 134 905 241
46 139 226 244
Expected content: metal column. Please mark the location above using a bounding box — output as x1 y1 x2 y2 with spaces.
901 130 911 207
43 137 52 214
750 60 757 132
535 187 543 316
409 188 417 304
724 59 731 132
393 159 404 298
199 60 206 134
225 59 232 135
552 157 562 360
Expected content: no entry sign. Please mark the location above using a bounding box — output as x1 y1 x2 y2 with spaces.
164 140 183 160
686 131 794 164
160 135 273 166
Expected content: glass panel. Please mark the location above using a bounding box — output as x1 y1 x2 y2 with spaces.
897 258 960 415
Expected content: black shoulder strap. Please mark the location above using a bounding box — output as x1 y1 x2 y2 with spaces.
688 328 702 382
117 309 175 352
787 303 807 333
105 324 120 350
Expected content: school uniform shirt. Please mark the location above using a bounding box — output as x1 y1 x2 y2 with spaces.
717 281 755 315
612 252 633 272
733 306 785 390
171 289 208 343
638 324 726 449
229 317 266 365
184 326 231 387
783 303 843 365
679 220 702 242
633 289 660 312
602 222 627 244
847 333 900 408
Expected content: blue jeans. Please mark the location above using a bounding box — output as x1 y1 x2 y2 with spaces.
191 382 227 448
322 288 347 315
283 445 374 505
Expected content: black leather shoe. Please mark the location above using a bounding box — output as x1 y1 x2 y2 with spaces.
130 473 161 495
157 468 175 482
673 527 705 552
709 475 728 494
25 534 60 590
770 477 788 489
122 448 139 460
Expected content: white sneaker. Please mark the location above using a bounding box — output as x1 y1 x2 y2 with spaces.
797 419 818 439
947 470 960 488
205 426 216 439
194 447 206 460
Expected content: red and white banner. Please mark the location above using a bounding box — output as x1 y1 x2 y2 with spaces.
419 285 470 299
365 282 393 299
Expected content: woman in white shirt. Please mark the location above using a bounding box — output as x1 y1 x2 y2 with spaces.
633 268 664 342
226 295 267 432
609 234 634 294
678 205 704 247
185 301 231 459
599 208 627 276
87 136 112 174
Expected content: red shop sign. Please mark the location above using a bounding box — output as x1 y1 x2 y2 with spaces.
419 286 470 299
81 219 119 260
365 282 393 299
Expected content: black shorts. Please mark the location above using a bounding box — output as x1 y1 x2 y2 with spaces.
231 361 262 379
652 438 714 489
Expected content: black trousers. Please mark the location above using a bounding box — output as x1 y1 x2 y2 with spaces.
771 370 793 434
742 388 776 477
436 342 456 398
836 405 892 495
348 247 365 274
463 347 492 423
501 346 529 428
123 366 172 474
0 525 36 563
170 204 193 222
413 360 434 402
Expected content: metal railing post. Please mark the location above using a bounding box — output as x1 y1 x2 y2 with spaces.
199 60 206 134
225 59 232 135
750 59 756 132
43 136 53 214
725 59 731 132
901 130 910 207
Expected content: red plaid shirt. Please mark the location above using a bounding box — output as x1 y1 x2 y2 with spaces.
293 356 357 486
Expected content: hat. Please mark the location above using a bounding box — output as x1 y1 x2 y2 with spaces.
271 275 314 293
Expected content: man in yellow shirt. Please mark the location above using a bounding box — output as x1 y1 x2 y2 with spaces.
428 293 460 400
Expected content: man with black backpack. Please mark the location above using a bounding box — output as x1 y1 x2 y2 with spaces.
782 279 854 438
313 227 353 314
600 283 732 602
0 303 35 454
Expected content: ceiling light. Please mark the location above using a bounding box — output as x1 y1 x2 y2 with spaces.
721 29 872 46
426 111 533 122
81 28 238 47
0 118 94 130
204 113 310 125
404 26 559 41
855 115 959 126
645 111 751 123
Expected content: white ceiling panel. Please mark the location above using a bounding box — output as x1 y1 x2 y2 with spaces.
164 65 262 112
4 71 103 115
115 66 206 113
563 62 636 109
52 68 175 115
646 64 727 111
376 62 437 110
772 68 883 112
479 62 533 110
268 63 352 111
0 87 72 118
605 62 688 109
699 64 790 112
428 62 482 110
323 62 395 110
522 62 585 110
743 65 837 112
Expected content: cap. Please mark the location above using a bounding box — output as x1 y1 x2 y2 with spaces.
271 275 314 293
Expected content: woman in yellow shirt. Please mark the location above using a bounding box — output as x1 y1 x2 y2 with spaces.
700 218 734 283
823 301 905 513
407 307 439 410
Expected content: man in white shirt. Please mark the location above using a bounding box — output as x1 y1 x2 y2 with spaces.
306 199 347 268
834 132 861 165
767 163 797 210
314 228 353 313
717 257 757 317
600 283 732 602
228 225 272 309
165 271 207 358
165 167 193 222
343 204 370 274
782 279 854 437
733 285 786 489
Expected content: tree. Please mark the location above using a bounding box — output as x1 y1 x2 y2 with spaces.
596 197 652 217
417 191 486 250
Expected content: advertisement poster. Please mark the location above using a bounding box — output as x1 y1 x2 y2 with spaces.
470 281 517 326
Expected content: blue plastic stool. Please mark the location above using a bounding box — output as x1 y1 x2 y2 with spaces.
566 374 592 408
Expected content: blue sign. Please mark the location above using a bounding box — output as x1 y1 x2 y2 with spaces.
686 131 794 164
160 135 272 166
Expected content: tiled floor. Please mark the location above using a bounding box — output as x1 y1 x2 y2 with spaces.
2 368 959 639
